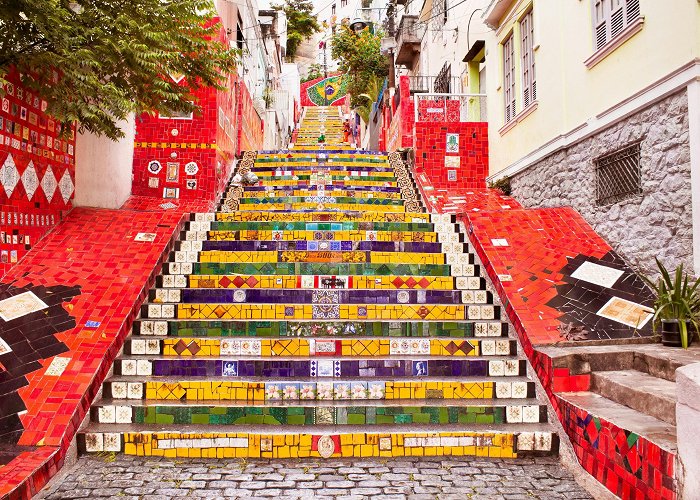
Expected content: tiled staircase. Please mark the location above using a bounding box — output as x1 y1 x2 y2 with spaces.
77 107 558 460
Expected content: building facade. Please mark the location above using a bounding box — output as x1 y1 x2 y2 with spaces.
482 0 700 275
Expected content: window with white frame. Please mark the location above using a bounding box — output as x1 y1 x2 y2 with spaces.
593 0 641 50
521 10 536 108
341 0 347 6
503 34 516 123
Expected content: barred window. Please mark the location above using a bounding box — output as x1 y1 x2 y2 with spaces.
595 142 642 206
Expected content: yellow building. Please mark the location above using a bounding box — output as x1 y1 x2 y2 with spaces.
482 0 700 275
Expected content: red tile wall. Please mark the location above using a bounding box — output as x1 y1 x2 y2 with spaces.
0 69 76 279
132 21 262 202
413 122 488 190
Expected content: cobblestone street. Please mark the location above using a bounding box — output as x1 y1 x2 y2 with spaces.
38 455 594 499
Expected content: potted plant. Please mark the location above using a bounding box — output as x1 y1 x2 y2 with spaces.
642 258 700 348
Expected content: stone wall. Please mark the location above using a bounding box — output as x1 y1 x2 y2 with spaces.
510 90 692 275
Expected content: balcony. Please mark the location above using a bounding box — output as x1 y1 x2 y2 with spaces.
395 15 423 69
408 75 463 95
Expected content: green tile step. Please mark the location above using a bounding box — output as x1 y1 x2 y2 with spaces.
131 320 507 338
91 400 547 426
163 263 458 277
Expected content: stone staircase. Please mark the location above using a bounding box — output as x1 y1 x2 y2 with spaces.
77 106 558 460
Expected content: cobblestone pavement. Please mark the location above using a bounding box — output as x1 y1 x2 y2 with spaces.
38 455 594 499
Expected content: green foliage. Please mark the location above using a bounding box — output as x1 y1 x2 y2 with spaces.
0 0 239 140
488 176 512 196
302 63 324 83
641 258 700 348
330 25 388 108
274 0 320 60
355 75 385 124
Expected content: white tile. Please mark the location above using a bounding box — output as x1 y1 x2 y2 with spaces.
121 360 137 376
131 339 146 355
103 433 121 452
517 433 534 451
98 406 116 424
571 261 624 288
115 406 132 423
127 383 143 399
84 433 104 452
136 360 152 376
0 291 49 321
534 432 552 451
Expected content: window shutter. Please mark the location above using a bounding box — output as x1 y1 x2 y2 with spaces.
521 11 535 108
503 35 516 122
626 0 640 21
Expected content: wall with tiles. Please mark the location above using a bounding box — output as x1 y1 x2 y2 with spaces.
0 69 76 278
413 122 488 190
132 20 262 202
300 74 348 107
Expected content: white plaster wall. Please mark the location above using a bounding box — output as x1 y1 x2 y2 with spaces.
676 362 700 498
73 115 134 209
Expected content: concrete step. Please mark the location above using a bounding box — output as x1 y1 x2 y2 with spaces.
558 391 676 452
590 369 676 424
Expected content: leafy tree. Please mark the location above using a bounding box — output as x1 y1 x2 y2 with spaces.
330 24 387 107
302 63 324 83
0 0 239 139
274 0 320 61
355 74 385 124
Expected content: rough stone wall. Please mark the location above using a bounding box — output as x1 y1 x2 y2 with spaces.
510 90 692 275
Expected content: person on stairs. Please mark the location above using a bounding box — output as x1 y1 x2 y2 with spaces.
343 119 351 143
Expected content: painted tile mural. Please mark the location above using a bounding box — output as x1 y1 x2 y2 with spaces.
132 18 262 202
0 70 76 279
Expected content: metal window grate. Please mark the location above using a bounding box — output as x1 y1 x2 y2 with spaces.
595 142 642 206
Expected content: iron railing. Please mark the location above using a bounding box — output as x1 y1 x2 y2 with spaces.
413 93 487 123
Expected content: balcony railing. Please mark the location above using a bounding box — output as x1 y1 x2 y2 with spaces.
413 93 487 123
408 75 463 95
395 15 424 68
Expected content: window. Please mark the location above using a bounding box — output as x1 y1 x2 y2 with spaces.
593 0 641 50
341 0 347 6
521 10 536 108
331 4 336 15
595 141 642 205
503 34 516 123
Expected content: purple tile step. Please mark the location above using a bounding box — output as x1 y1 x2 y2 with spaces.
227 182 401 193
166 289 490 305
250 165 395 173
115 357 526 379
188 240 448 253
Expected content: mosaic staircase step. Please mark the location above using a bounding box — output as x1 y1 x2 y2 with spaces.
241 187 402 199
80 424 557 458
123 336 516 357
113 359 526 380
91 400 548 427
162 263 466 279
132 320 508 339
187 220 437 232
234 203 409 212
240 184 402 194
238 197 406 207
160 274 475 290
147 289 492 306
181 240 450 253
185 230 444 244
143 303 496 321
209 211 434 222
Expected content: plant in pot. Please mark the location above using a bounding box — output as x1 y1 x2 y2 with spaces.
642 258 700 348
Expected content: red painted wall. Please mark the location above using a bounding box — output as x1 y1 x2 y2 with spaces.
0 70 76 278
